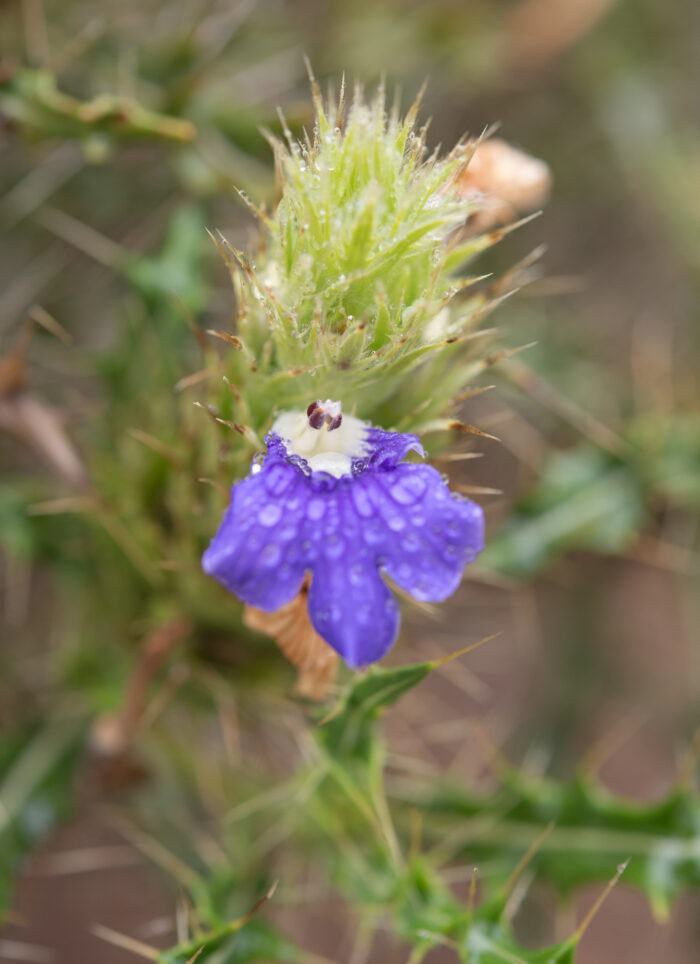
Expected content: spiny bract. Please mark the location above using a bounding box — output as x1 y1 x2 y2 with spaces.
213 77 519 462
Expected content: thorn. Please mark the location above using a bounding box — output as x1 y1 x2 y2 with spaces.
235 188 273 228
571 860 628 944
222 375 242 404
303 56 323 115
676 728 700 790
449 384 495 406
161 293 206 351
27 495 93 516
128 429 182 465
174 364 224 392
578 711 648 778
466 867 478 921
234 880 279 928
433 451 484 462
409 809 423 863
475 341 538 372
206 329 243 350
447 420 500 442
503 821 555 903
193 400 221 427
484 210 542 246
91 924 159 961
454 484 503 496
500 356 631 458
27 304 72 344
431 633 501 669
215 416 239 431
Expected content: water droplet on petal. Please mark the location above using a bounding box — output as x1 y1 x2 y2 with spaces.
349 563 365 586
391 474 426 505
264 465 293 496
324 533 345 559
363 521 384 545
388 514 406 532
351 485 373 518
307 498 325 521
261 544 281 566
259 503 282 527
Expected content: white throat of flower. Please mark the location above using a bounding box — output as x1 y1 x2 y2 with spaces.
272 400 367 478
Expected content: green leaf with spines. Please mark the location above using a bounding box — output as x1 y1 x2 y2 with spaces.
396 766 700 920
316 660 435 766
157 918 303 964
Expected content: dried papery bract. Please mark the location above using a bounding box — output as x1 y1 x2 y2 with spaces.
458 137 551 234
244 584 338 701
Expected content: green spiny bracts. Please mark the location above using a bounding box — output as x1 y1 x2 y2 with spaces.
212 77 525 463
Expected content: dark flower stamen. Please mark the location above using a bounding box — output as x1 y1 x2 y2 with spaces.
307 399 343 431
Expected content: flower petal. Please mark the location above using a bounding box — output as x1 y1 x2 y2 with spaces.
360 463 485 602
202 458 308 611
202 429 484 669
307 551 399 669
363 427 424 470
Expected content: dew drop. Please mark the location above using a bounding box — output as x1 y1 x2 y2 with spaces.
324 533 345 559
307 498 325 521
259 503 282 527
349 563 365 586
351 485 373 518
261 544 281 566
363 521 384 545
391 474 426 505
264 465 293 496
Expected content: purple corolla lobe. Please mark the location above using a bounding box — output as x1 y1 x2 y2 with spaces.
202 426 484 669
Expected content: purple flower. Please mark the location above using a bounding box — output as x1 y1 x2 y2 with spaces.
202 414 484 668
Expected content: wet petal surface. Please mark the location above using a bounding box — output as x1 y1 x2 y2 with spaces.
202 427 484 668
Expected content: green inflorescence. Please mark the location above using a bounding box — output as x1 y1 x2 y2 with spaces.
214 75 518 460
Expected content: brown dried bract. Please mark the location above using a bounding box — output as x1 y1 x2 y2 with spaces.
458 138 552 234
244 582 338 701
